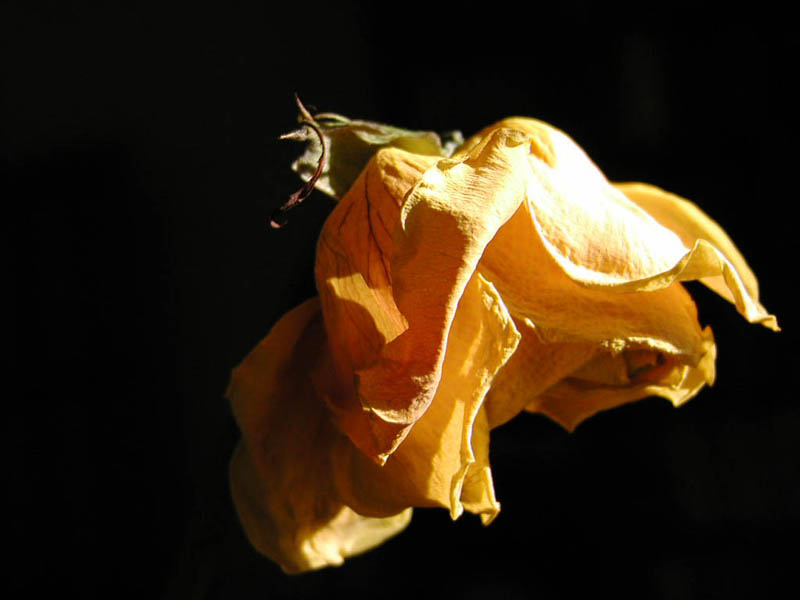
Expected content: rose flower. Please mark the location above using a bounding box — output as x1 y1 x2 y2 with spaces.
227 114 778 574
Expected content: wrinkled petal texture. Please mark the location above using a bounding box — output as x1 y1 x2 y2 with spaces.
316 116 776 460
614 182 777 329
329 272 518 524
318 130 533 462
230 115 777 573
228 284 518 571
228 299 412 573
314 147 439 460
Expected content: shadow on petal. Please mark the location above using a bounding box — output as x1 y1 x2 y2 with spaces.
227 299 411 573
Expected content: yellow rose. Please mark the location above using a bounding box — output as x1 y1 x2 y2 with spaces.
228 115 778 574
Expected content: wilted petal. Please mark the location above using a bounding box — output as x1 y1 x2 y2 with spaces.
460 118 742 431
505 119 693 285
483 317 598 429
227 299 411 573
458 405 501 525
230 445 411 574
485 306 717 432
615 182 778 330
462 119 692 286
480 199 719 428
353 128 532 462
466 118 777 330
480 191 712 362
315 148 439 459
329 273 519 523
526 328 716 431
229 109 782 574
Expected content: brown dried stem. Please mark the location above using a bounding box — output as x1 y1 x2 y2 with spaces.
270 94 327 229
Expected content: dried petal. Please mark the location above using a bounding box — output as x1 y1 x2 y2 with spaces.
315 148 439 459
353 128 532 462
484 317 598 429
328 273 518 523
615 182 778 330
527 330 716 431
228 299 411 573
229 110 779 574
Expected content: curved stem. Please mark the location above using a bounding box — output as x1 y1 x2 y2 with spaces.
270 95 328 229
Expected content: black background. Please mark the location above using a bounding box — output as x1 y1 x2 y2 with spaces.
7 3 798 599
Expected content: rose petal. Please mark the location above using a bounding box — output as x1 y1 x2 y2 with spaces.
227 299 411 573
526 328 717 431
315 148 439 459
480 192 712 362
483 316 598 429
466 119 777 330
615 182 778 330
511 120 693 286
461 119 690 285
230 445 411 574
354 128 533 462
458 405 501 525
329 273 519 523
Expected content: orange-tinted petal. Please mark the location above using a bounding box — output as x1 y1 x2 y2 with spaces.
227 299 410 573
329 273 519 523
353 128 532 462
315 148 438 459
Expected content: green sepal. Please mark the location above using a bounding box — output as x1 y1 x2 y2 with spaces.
285 112 463 200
